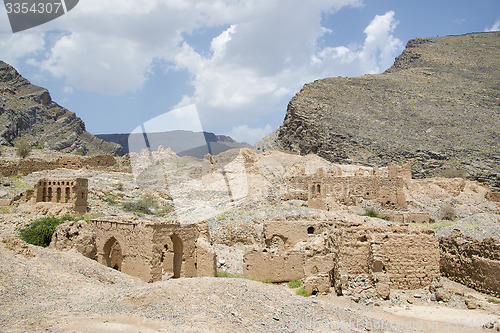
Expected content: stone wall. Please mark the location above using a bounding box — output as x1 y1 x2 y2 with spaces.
439 230 500 296
0 154 116 177
308 176 407 210
243 221 440 296
91 218 216 282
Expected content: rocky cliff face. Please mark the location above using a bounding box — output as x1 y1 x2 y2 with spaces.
268 32 500 190
0 61 123 156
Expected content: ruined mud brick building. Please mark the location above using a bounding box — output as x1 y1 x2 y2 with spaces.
31 177 88 214
91 217 217 282
307 163 411 211
244 219 440 297
0 154 116 177
440 230 500 296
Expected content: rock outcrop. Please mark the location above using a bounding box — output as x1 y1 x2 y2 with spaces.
0 61 123 156
50 220 97 260
265 32 500 190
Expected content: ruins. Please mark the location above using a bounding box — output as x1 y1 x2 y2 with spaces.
91 217 217 282
243 219 440 297
33 177 88 214
0 154 116 177
305 163 410 211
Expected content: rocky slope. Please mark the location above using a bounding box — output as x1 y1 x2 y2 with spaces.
264 32 500 190
0 61 123 156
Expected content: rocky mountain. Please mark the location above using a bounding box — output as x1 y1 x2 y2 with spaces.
258 32 499 190
97 130 251 158
0 61 123 156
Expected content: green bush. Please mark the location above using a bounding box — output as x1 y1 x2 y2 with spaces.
18 215 82 247
123 195 173 216
14 137 32 159
362 208 380 218
288 278 303 288
261 278 273 284
487 298 500 304
123 195 155 215
295 287 310 297
216 270 241 278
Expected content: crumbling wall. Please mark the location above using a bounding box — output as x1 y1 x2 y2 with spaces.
91 218 216 283
33 178 88 215
333 227 439 292
243 249 306 282
262 219 327 248
388 163 412 179
439 230 500 296
243 221 439 296
0 154 116 177
83 155 116 168
308 176 407 209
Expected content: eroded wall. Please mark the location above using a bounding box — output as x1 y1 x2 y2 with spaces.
91 218 216 282
440 230 500 296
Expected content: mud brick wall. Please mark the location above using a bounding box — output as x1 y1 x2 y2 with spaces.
440 230 500 296
335 227 440 290
243 249 305 282
91 218 215 283
83 155 116 168
374 229 440 289
0 155 116 177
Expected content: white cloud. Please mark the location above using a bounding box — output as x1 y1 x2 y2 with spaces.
228 124 273 145
0 33 45 67
485 19 500 32
63 85 74 94
0 0 406 143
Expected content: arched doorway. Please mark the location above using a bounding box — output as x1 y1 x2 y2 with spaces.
103 237 123 271
171 234 183 278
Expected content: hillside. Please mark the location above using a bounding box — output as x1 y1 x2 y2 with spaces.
261 32 500 190
0 61 123 156
97 130 251 158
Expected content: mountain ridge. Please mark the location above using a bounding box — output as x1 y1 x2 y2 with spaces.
0 61 123 156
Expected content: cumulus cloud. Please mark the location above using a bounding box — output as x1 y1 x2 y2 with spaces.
485 19 500 32
229 124 273 145
0 0 405 143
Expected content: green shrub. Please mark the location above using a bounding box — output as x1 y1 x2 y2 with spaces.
14 137 32 159
261 278 273 284
362 208 380 218
440 203 456 221
35 142 45 150
123 195 155 215
216 270 241 278
487 298 500 304
295 287 310 297
122 195 173 216
288 278 303 288
18 215 82 247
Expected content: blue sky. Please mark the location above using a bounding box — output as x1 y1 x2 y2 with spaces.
0 0 499 144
